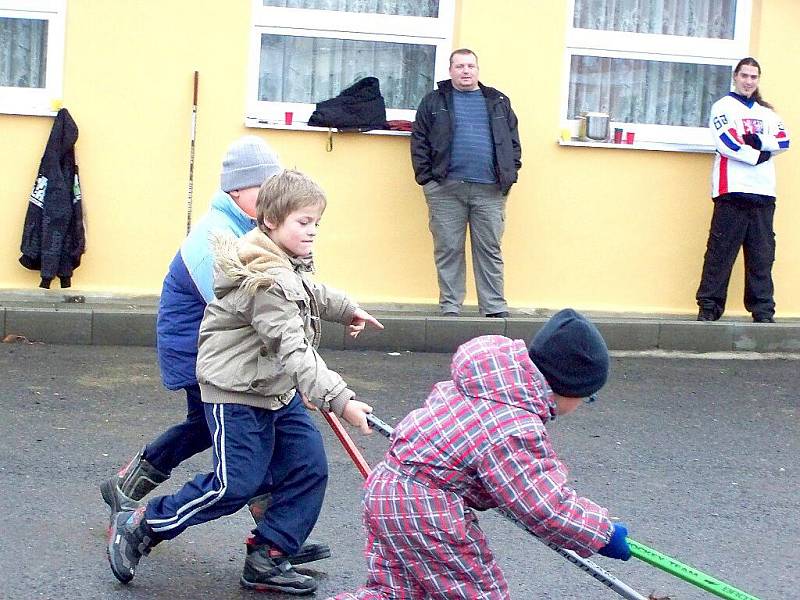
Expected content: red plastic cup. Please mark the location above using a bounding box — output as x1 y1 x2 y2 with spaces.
625 131 635 144
613 128 623 144
284 111 293 125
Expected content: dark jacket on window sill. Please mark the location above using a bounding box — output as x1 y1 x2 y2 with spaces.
308 76 388 131
19 108 86 289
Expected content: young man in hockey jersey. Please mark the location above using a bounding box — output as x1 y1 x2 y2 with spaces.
696 57 791 323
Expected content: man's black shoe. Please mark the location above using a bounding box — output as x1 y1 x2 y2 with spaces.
486 311 509 318
107 506 158 584
241 545 317 595
753 315 775 323
697 309 718 321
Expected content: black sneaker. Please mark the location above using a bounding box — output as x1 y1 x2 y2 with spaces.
240 545 317 595
101 450 169 514
486 311 510 318
753 315 775 323
107 506 158 584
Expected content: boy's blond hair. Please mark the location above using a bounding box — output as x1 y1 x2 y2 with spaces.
256 169 327 231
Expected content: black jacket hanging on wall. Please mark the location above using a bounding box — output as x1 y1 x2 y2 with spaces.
19 108 86 289
308 76 388 131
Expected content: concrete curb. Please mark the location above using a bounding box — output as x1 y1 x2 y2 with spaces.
2 293 799 354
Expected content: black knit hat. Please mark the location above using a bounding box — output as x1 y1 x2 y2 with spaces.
528 308 609 398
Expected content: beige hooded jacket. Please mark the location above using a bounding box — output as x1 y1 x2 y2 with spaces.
196 228 358 416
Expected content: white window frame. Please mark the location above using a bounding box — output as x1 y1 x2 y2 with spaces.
561 0 752 147
0 0 66 116
246 0 455 127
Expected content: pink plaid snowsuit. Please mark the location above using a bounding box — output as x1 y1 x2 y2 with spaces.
331 335 614 600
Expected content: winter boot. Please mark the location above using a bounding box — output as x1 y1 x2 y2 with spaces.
240 544 317 595
101 449 169 513
107 506 160 584
246 494 331 565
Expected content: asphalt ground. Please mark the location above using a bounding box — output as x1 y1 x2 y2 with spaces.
0 342 797 600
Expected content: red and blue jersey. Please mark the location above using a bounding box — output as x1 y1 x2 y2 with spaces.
710 92 790 198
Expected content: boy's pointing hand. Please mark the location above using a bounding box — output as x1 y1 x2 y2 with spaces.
348 308 385 338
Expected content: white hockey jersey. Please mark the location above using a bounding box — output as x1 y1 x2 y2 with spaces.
709 92 790 198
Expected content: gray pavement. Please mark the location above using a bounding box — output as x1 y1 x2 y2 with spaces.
2 290 800 354
0 342 797 599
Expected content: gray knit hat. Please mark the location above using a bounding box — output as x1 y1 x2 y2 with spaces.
220 135 281 192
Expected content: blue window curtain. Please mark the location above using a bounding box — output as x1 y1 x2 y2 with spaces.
263 0 439 18
568 0 738 126
0 17 48 88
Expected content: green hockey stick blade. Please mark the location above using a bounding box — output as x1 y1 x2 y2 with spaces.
628 539 760 600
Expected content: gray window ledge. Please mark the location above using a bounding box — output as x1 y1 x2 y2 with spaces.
558 138 714 154
245 117 411 137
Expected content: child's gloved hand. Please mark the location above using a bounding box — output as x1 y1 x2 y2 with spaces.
742 132 762 149
598 523 631 561
342 398 373 434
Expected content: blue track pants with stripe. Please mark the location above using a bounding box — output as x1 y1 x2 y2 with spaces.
143 393 328 555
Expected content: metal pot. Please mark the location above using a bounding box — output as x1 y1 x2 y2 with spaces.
579 112 611 142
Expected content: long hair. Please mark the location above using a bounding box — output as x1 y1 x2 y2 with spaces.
734 57 773 109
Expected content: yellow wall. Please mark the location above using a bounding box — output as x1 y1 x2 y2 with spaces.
1 0 798 317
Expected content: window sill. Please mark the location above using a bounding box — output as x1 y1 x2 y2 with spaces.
245 117 411 137
558 138 714 154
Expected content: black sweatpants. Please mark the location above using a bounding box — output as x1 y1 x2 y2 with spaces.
696 196 776 319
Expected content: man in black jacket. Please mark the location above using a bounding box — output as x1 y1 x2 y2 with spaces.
411 48 521 318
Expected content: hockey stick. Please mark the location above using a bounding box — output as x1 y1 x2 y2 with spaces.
365 415 760 600
185 70 199 235
321 410 648 600
321 411 370 478
628 540 760 600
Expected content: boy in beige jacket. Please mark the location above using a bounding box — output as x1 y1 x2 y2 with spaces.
107 170 382 595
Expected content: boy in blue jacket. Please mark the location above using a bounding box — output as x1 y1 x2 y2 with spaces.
102 137 330 564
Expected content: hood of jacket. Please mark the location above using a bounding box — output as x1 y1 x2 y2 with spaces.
211 227 312 299
43 108 79 164
450 335 557 422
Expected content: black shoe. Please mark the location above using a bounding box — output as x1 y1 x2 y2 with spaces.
241 546 317 595
286 539 331 565
697 309 718 321
101 479 142 514
246 496 331 565
102 450 169 513
486 311 509 318
753 315 775 323
107 506 158 584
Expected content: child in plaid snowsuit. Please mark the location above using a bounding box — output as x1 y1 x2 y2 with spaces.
333 309 632 599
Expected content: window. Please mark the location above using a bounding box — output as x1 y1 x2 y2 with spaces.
563 0 752 146
0 0 66 116
246 0 455 126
